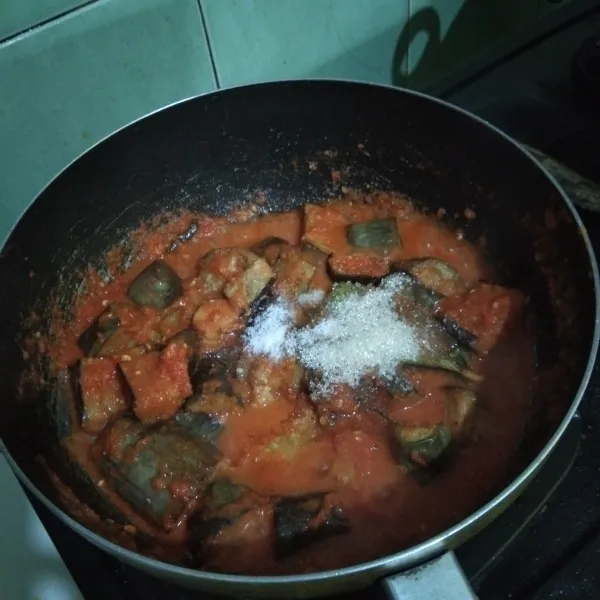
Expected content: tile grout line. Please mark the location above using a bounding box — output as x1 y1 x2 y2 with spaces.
405 0 412 89
196 0 221 89
0 0 100 48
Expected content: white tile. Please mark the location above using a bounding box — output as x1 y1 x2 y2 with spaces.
0 0 216 239
0 0 89 42
201 0 410 87
0 457 84 600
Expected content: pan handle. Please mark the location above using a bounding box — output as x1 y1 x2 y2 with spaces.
382 552 476 599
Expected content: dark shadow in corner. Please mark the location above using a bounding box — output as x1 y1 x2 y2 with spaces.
392 1 546 92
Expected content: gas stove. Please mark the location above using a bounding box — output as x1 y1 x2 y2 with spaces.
23 8 600 600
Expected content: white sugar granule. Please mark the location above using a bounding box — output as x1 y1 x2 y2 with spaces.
297 289 326 307
243 273 421 392
243 299 294 360
291 274 420 392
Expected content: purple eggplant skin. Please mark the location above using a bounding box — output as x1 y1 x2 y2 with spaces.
77 309 121 357
346 218 400 251
33 371 135 527
126 260 183 309
95 418 220 526
436 314 478 350
274 494 350 559
188 478 247 545
170 328 203 376
251 237 290 257
189 344 241 393
174 411 223 447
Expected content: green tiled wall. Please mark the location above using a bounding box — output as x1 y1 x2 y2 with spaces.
0 0 216 239
0 0 90 41
0 0 589 238
200 0 410 86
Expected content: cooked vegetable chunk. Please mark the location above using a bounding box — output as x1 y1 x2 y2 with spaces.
190 345 241 391
77 358 129 433
437 283 525 353
192 299 243 349
262 410 317 460
170 328 202 371
380 370 417 396
77 308 121 357
273 249 316 299
80 302 162 357
189 479 259 553
347 218 400 251
201 248 258 282
327 280 369 303
184 380 241 423
328 252 389 281
224 258 274 311
274 494 350 559
95 417 220 527
395 296 481 381
47 369 78 440
251 237 290 265
391 272 442 311
245 281 276 329
246 355 304 407
119 340 192 423
394 423 452 470
395 258 466 297
436 314 478 350
444 387 477 440
127 260 182 309
174 410 223 446
300 243 332 294
404 344 480 381
390 267 478 349
204 479 244 512
192 505 273 573
302 203 349 254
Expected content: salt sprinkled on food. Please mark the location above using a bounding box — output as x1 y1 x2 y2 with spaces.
292 274 420 392
243 274 421 392
297 289 325 307
243 299 293 360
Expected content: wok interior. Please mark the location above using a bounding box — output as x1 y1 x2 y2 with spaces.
0 82 595 562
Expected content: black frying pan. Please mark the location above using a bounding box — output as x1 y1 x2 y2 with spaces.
0 81 597 598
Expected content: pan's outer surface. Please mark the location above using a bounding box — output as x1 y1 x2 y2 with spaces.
0 81 597 598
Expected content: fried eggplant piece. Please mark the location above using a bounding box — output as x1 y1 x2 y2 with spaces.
347 218 400 252
393 423 452 471
274 494 350 559
127 260 182 309
77 307 122 357
119 340 192 423
95 417 220 528
75 358 129 433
